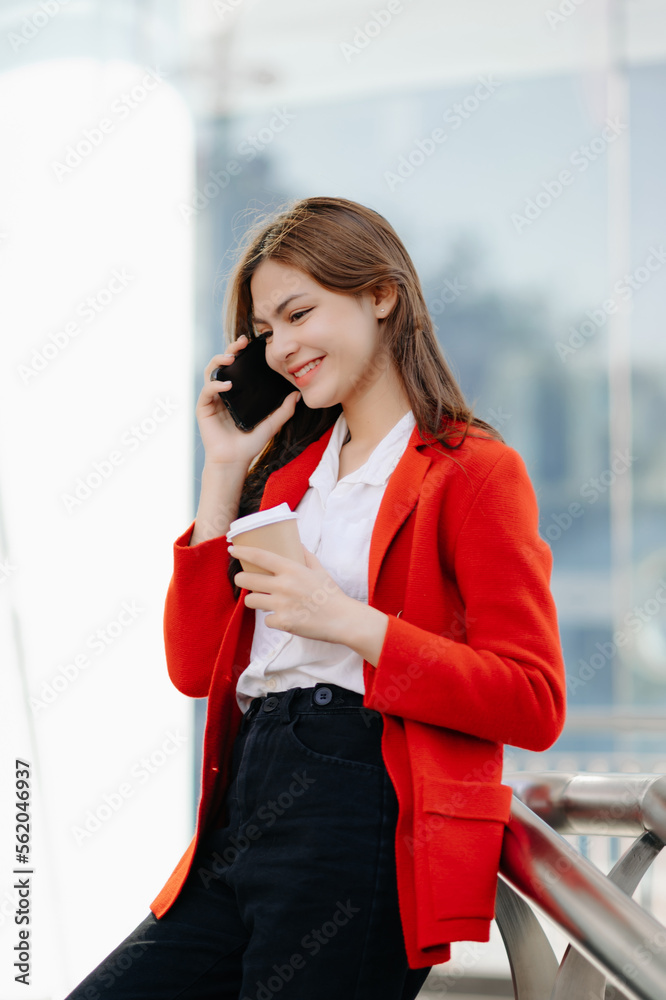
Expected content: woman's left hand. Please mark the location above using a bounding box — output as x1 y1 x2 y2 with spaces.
229 543 355 644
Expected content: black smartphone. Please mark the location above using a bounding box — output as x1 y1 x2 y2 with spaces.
210 335 296 432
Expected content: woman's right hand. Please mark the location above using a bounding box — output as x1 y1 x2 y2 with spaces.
196 334 301 469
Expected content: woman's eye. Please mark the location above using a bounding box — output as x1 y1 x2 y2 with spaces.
254 309 311 338
291 308 312 322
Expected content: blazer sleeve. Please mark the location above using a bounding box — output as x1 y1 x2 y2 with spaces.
364 447 567 751
163 521 239 698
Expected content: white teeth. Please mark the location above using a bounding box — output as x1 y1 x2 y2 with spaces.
294 357 323 378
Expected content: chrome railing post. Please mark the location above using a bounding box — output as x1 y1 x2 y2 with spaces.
488 773 666 1000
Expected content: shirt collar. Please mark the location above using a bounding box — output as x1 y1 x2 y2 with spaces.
309 409 416 499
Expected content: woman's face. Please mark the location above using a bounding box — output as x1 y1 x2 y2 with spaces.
249 259 395 410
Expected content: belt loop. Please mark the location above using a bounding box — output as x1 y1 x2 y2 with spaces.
245 698 260 724
279 687 302 725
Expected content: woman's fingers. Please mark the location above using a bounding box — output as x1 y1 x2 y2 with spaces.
204 334 248 381
202 335 250 399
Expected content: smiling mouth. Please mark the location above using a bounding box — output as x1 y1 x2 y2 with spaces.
293 357 324 379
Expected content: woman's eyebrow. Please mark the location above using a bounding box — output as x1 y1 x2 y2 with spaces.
253 293 309 324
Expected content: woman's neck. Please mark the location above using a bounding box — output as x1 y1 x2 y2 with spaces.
341 382 412 450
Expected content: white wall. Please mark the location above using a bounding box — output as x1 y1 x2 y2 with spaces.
0 58 196 998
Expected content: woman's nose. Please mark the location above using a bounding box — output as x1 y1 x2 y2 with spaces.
265 329 299 371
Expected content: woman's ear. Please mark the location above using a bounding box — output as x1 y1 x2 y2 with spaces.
373 281 399 319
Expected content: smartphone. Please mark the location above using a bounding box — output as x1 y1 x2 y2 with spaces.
210 334 296 432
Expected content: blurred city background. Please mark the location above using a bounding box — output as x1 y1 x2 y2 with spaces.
1 0 665 996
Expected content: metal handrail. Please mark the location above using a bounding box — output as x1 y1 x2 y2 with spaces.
488 772 666 1000
506 771 666 840
559 712 666 733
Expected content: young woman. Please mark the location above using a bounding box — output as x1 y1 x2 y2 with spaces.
64 196 566 999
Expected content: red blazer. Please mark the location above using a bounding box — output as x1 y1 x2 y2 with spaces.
149 419 566 969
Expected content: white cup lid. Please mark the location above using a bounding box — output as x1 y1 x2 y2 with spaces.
227 502 299 539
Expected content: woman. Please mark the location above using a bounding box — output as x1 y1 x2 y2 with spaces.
65 196 566 999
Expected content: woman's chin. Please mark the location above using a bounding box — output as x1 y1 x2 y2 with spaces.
299 385 339 410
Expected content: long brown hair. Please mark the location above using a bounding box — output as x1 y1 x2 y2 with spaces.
220 196 503 597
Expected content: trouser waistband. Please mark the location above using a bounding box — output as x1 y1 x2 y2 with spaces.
242 683 374 726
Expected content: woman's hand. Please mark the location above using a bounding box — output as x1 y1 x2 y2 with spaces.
197 334 301 468
228 543 355 645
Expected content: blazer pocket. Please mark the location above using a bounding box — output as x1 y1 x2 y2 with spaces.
414 775 513 922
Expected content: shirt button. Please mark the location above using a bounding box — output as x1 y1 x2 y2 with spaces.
263 696 279 712
313 686 333 706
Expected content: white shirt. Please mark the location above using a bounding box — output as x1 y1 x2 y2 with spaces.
235 408 417 713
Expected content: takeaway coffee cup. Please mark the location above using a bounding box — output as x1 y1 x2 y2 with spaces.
227 503 305 580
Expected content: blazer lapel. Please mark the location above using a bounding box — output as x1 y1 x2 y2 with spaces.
368 427 431 604
260 423 336 512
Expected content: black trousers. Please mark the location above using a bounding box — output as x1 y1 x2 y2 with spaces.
63 683 432 999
